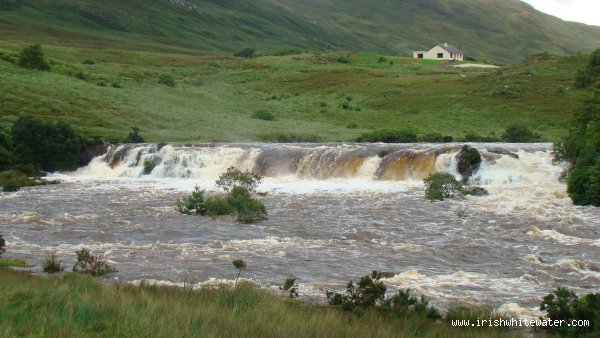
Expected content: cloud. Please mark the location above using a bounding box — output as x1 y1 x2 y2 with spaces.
521 0 600 26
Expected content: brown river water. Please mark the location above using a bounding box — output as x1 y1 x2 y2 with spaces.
1 143 598 317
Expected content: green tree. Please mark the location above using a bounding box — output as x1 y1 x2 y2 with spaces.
18 44 50 70
575 48 600 88
541 287 600 336
555 91 600 206
10 117 81 172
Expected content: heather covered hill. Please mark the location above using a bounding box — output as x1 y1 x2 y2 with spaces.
0 0 599 62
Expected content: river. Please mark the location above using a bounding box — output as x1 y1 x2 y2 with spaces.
1 143 598 317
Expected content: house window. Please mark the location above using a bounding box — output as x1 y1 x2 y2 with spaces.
451 53 454 58
437 53 443 58
418 53 423 59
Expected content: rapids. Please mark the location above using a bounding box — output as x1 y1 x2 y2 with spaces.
1 143 598 316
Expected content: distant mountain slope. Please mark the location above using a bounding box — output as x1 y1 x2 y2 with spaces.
0 0 599 62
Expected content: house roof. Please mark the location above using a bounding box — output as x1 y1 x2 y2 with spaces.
435 43 461 54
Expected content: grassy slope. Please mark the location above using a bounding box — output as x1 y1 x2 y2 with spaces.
0 0 599 63
0 42 584 142
0 269 521 337
0 258 32 268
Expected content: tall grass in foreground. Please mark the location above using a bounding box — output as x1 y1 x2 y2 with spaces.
0 270 523 338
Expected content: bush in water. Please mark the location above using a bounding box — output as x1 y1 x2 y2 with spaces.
0 233 5 256
42 253 64 274
73 248 116 276
176 186 207 215
178 167 267 223
205 196 233 218
216 166 263 193
326 271 440 319
423 172 465 201
540 287 600 337
226 186 267 224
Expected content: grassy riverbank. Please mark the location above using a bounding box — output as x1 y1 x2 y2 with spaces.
0 41 586 143
0 269 524 338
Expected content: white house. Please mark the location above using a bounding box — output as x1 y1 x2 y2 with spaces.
413 43 464 61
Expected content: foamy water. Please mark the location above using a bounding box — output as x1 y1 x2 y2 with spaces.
1 143 598 315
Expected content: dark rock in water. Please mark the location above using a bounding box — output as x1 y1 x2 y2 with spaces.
456 145 482 184
379 271 396 278
80 143 108 166
464 186 489 196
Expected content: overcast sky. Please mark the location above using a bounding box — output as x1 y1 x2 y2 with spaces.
521 0 600 26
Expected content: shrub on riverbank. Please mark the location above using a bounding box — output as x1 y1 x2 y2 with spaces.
540 287 600 337
501 125 541 142
0 170 58 192
0 269 518 338
42 253 64 274
9 116 82 172
72 248 116 276
555 86 600 205
575 48 600 88
0 233 5 256
326 271 441 319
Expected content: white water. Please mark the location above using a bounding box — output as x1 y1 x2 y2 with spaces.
3 143 599 315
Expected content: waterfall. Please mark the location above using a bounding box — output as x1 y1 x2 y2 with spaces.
71 143 561 187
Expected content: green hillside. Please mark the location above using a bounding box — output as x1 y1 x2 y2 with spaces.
0 40 585 142
0 0 599 63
